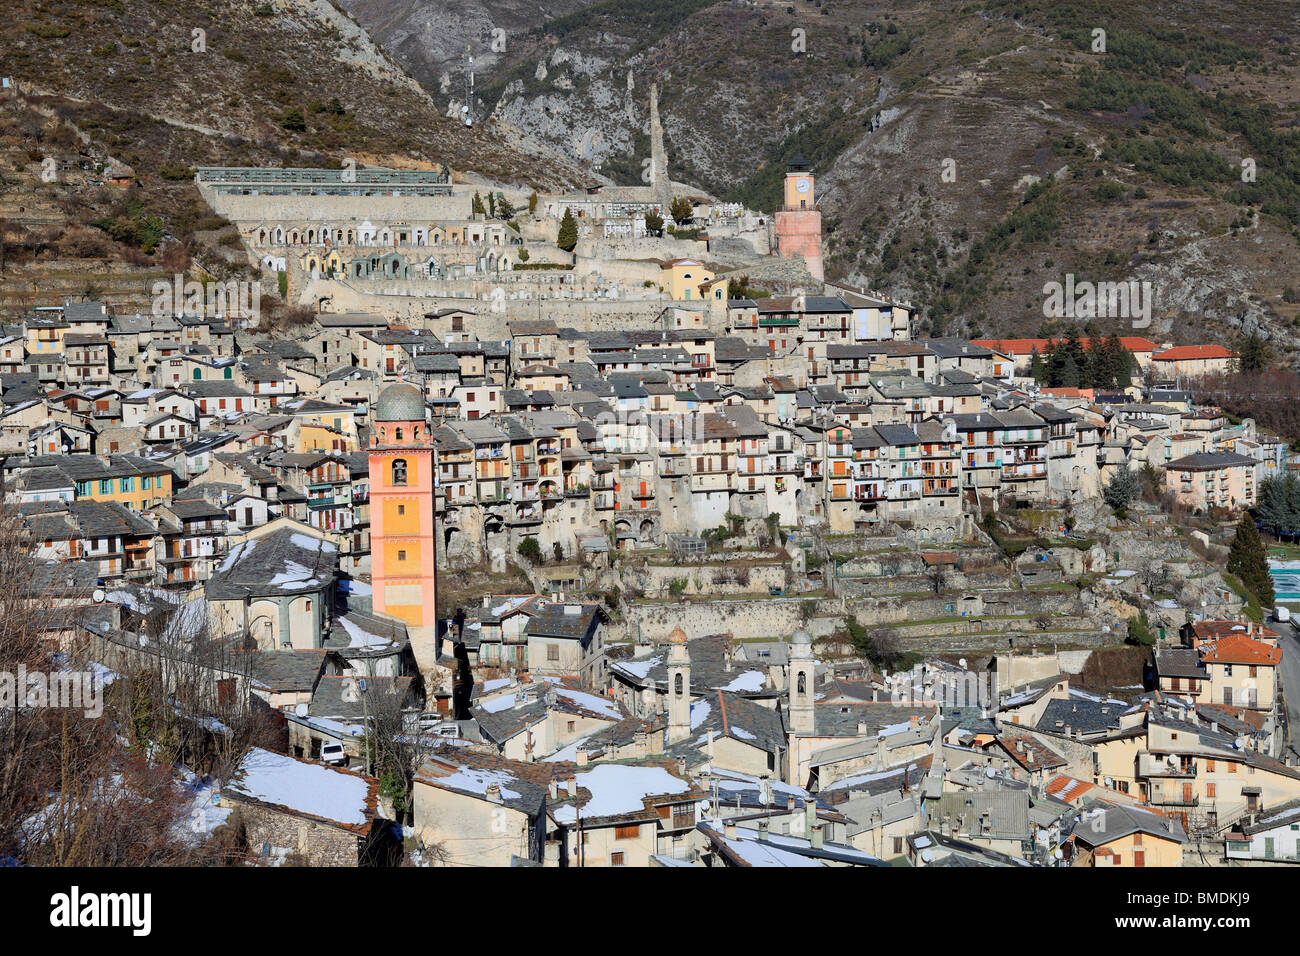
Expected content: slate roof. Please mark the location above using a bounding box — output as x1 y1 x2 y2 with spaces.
205 527 337 600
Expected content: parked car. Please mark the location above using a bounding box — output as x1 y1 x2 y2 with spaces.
320 742 349 767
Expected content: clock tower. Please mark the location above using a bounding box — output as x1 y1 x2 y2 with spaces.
774 154 823 281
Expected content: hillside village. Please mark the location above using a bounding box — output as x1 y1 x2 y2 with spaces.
2 77 1299 871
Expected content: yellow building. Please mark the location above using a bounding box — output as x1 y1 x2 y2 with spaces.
66 454 174 509
661 258 716 301
1071 803 1187 867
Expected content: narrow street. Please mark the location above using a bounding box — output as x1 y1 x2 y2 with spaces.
1276 619 1300 760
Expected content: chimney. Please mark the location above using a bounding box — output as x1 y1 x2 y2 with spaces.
548 779 559 800
757 820 770 842
810 824 824 850
857 719 869 736
724 820 737 840
566 777 577 797
575 747 589 767
804 800 816 837
676 756 687 776
787 795 796 812
909 715 919 727
486 784 502 803
706 730 716 759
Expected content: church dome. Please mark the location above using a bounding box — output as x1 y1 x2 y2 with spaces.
374 382 425 422
791 627 811 646
668 626 687 644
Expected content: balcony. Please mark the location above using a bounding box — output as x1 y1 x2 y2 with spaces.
1139 754 1197 778
1001 464 1047 480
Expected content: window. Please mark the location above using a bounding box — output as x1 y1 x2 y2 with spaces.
397 504 405 515
395 427 404 441
392 459 408 485
614 825 638 840
547 644 560 661
398 550 407 562
98 479 112 495
674 673 683 695
610 851 625 866
1207 783 1217 798
142 475 152 490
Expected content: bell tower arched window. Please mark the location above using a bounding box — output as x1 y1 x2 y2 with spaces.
395 427 404 441
674 673 683 696
797 672 806 695
392 458 408 486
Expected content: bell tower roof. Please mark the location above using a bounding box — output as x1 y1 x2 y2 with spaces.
374 382 425 422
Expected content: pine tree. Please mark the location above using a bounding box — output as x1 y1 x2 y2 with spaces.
472 192 486 217
1227 512 1274 608
1029 347 1045 384
1104 466 1141 515
557 208 578 252
1239 332 1269 372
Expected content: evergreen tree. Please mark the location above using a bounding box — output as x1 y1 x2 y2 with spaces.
497 196 515 220
1029 346 1045 384
487 192 496 218
1058 351 1081 389
1239 332 1269 372
1104 466 1141 515
528 192 538 214
557 208 578 252
669 196 694 225
644 210 664 236
1126 610 1155 646
1227 512 1275 608
472 192 486 217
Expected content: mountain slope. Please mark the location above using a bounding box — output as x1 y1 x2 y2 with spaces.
0 0 591 312
342 0 1300 355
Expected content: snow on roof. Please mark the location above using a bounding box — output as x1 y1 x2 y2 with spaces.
715 670 766 692
489 595 534 617
707 825 823 867
542 731 599 763
480 693 518 713
432 766 523 802
335 613 398 649
690 698 710 731
226 748 371 827
552 686 622 720
552 764 690 825
614 654 661 680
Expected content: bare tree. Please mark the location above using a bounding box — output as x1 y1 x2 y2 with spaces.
927 563 950 595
